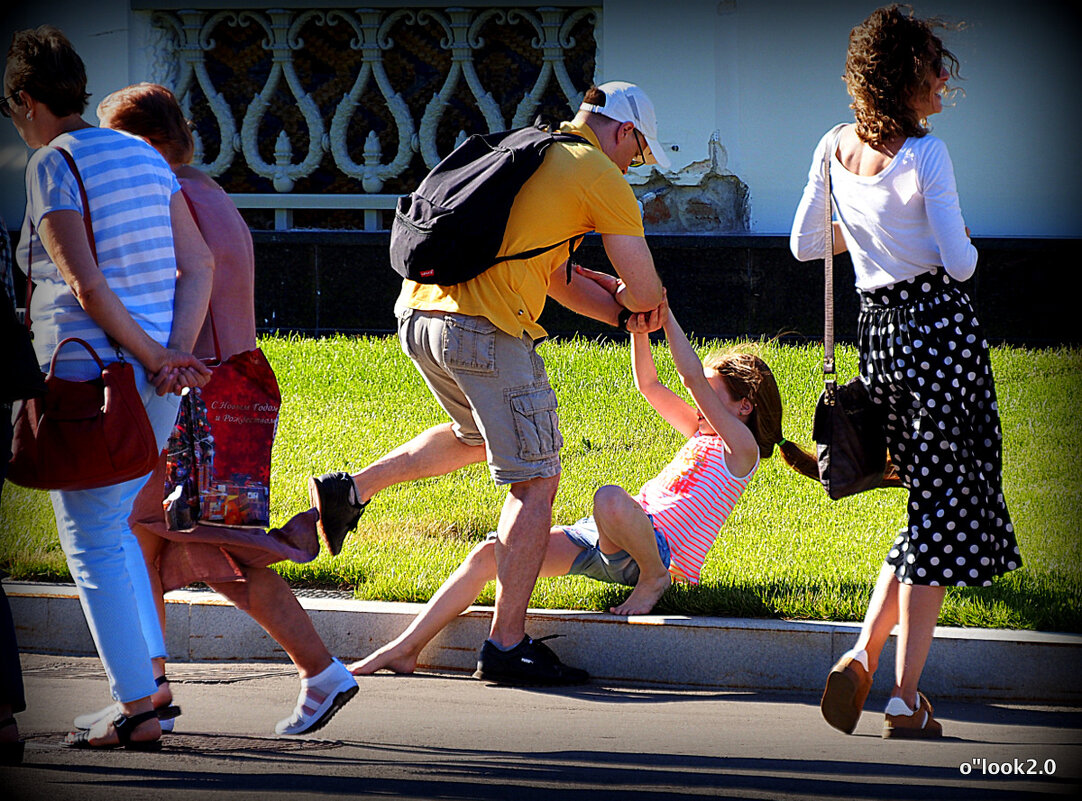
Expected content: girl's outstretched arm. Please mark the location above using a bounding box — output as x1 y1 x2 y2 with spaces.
629 296 699 437
663 310 758 473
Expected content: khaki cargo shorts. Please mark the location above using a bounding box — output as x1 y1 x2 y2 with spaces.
398 308 562 484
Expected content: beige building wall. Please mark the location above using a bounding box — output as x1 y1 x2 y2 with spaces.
2 0 1079 237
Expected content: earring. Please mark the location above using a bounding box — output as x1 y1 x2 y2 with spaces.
25 112 32 120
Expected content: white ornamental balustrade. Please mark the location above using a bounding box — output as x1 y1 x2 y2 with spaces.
150 9 242 177
325 8 416 194
145 5 600 230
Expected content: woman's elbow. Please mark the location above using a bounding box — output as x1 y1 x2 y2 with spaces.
789 234 818 262
942 242 978 282
69 275 109 312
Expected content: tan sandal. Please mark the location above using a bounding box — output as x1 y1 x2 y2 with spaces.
883 691 943 739
821 654 873 734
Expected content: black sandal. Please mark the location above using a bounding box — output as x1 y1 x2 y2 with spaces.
152 675 182 724
0 716 24 765
66 709 162 751
73 675 181 731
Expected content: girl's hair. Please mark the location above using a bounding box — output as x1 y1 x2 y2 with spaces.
844 4 961 147
96 83 195 166
6 26 90 117
704 349 819 480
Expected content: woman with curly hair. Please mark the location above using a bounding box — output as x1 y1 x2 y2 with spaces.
790 5 1020 739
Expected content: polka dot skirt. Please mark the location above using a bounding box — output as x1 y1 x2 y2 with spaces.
857 269 1022 587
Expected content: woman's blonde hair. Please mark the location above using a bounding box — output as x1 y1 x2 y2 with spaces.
96 83 195 165
844 4 961 147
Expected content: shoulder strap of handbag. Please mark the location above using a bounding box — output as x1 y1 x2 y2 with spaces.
822 129 838 395
25 146 122 358
180 187 223 366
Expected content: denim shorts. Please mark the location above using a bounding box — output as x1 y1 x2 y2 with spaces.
561 514 671 586
398 308 562 485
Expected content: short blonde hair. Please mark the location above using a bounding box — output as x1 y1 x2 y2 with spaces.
97 83 194 165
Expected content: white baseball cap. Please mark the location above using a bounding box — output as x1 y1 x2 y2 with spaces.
579 81 670 169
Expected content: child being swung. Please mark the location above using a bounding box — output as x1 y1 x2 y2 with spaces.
352 278 817 677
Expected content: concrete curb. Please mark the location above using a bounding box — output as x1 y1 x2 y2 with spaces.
6 580 1081 704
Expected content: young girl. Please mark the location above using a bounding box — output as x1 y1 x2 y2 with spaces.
351 289 817 677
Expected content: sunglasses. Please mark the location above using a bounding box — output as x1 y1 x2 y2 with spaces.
0 94 15 118
629 128 648 169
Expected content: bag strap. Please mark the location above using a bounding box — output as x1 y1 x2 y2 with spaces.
55 148 98 263
25 146 122 360
48 336 106 377
491 234 586 285
180 187 223 366
492 129 591 284
822 130 838 391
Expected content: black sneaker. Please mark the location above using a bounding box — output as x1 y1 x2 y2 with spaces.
474 635 589 686
308 472 366 556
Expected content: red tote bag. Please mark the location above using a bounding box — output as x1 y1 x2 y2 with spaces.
164 347 281 529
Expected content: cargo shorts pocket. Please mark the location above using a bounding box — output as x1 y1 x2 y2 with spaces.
509 386 563 461
441 315 497 374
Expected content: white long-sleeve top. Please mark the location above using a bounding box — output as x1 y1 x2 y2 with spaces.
789 124 977 291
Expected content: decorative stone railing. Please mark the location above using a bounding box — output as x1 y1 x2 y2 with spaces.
137 3 601 230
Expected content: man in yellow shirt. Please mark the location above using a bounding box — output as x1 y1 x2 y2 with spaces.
311 81 667 685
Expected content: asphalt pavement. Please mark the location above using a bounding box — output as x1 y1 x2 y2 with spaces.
3 652 1081 801
4 580 1082 799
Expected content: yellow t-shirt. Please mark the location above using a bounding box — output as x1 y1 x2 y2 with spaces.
395 121 645 340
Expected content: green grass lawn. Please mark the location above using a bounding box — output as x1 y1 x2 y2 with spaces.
2 334 1079 632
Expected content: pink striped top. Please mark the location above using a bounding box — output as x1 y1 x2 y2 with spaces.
636 433 758 584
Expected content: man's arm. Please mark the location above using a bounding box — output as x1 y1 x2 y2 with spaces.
166 190 214 353
600 233 663 311
546 259 626 326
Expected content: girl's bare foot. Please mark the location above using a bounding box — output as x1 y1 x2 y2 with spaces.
610 573 671 616
348 643 420 675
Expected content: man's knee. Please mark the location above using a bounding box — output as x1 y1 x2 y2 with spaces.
508 473 561 507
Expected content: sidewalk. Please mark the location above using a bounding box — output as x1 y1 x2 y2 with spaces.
6 580 1082 704
6 652 1080 801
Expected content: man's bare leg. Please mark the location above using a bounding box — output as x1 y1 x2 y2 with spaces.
592 484 671 615
350 423 485 505
488 474 561 648
350 528 582 675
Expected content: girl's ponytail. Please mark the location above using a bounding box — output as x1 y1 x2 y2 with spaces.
777 437 821 481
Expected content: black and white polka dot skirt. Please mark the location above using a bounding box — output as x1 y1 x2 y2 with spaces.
858 269 1022 587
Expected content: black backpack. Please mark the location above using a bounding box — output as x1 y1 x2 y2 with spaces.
389 124 589 285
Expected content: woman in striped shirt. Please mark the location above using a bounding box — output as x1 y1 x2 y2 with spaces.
4 25 212 749
351 288 817 678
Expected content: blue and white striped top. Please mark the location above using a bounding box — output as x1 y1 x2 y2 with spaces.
17 126 181 379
